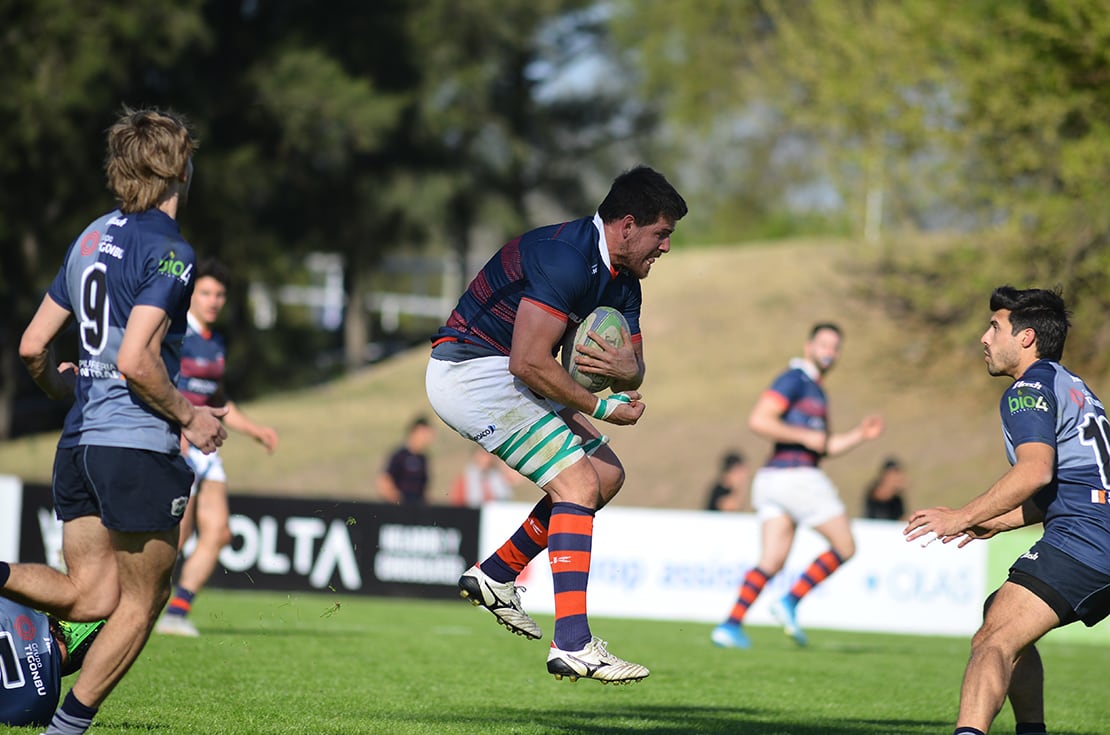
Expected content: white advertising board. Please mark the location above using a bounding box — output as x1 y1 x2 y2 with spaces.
480 502 988 636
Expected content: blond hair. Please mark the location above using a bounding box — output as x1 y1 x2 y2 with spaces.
104 107 198 213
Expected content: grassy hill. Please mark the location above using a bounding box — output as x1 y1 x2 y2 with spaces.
0 238 1041 515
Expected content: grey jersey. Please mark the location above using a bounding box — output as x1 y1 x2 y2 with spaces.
47 209 195 453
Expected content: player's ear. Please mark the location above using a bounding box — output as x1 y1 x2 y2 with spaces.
1021 328 1036 349
621 214 636 237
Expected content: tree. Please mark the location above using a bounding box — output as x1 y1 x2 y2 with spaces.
407 0 659 296
611 0 1110 371
0 0 209 439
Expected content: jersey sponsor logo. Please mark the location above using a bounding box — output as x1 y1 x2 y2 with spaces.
79 230 99 256
184 377 219 396
1013 380 1042 390
107 215 128 228
170 496 189 517
78 359 121 380
158 249 194 284
1020 550 1039 561
13 616 35 642
470 424 496 442
1008 393 1049 414
97 233 124 260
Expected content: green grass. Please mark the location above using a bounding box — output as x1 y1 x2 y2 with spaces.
3 590 1104 735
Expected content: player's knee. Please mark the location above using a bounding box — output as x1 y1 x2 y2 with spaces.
836 540 856 562
73 585 120 621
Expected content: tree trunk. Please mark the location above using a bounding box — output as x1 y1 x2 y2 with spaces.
343 261 370 371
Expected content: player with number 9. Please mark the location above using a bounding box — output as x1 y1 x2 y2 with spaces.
7 106 227 735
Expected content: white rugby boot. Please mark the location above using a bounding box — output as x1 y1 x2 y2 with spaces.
546 637 649 684
458 563 542 639
154 614 200 638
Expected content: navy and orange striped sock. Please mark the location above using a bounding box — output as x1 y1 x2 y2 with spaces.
165 586 196 618
480 497 552 584
785 550 843 604
726 568 770 624
548 501 594 651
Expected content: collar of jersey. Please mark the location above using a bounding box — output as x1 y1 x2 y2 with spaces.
187 311 212 340
788 357 821 382
592 212 618 278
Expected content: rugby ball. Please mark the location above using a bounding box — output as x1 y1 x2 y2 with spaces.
561 306 629 393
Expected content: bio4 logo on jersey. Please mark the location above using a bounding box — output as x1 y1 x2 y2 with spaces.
1009 391 1049 414
158 249 193 284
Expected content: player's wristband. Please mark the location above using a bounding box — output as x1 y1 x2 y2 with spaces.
592 392 631 420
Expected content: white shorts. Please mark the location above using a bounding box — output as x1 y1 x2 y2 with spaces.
426 356 592 487
751 466 845 528
184 444 226 495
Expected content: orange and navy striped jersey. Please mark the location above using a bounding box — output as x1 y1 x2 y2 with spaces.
432 215 641 358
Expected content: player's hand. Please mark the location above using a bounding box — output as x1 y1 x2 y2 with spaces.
255 426 279 454
54 362 78 398
903 506 970 544
575 325 639 383
859 414 885 440
183 405 229 455
952 525 999 548
591 391 645 426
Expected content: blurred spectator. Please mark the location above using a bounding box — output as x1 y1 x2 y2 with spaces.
451 448 522 507
705 451 752 512
378 416 436 506
863 456 908 520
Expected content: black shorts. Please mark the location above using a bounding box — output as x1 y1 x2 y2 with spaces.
53 445 194 532
1008 540 1110 627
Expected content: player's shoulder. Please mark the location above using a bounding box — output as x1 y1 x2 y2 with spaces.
522 217 597 255
1009 360 1067 398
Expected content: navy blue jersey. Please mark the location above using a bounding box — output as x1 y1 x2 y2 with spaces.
177 313 226 407
0 599 61 727
1000 359 1110 574
47 209 195 453
384 447 429 506
763 361 827 468
433 215 642 355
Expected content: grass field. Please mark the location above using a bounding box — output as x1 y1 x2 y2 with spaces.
2 590 1103 735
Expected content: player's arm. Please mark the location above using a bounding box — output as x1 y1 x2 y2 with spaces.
509 299 643 426
825 415 885 457
904 441 1053 542
747 391 827 452
218 391 279 453
19 295 76 400
953 498 1045 547
117 304 227 453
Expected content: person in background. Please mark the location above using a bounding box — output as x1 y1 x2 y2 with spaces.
905 286 1110 735
451 448 521 508
711 322 884 650
378 416 436 506
705 451 752 512
156 258 280 638
0 598 104 728
862 456 908 521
